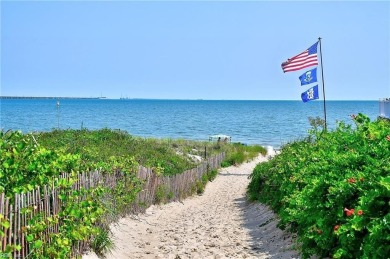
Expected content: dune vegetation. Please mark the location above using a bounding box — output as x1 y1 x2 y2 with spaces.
0 128 266 257
248 114 390 258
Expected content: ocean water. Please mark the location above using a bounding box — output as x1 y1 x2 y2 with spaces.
0 99 380 148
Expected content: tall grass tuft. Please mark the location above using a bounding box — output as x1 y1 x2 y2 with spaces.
221 143 266 167
90 226 115 258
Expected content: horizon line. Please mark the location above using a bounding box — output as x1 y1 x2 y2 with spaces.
0 96 385 101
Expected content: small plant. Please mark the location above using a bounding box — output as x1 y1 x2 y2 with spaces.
201 173 209 185
207 169 218 181
167 191 174 200
221 161 231 167
155 185 168 204
188 184 195 195
196 180 205 195
90 226 114 258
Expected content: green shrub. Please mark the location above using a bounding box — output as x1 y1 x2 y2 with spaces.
167 191 174 200
222 144 266 167
196 180 205 195
190 182 198 195
248 114 390 258
0 130 87 195
0 130 141 257
0 129 228 257
155 184 168 204
221 161 231 167
201 173 209 185
208 169 218 181
227 152 246 165
90 226 114 258
36 129 198 176
34 128 266 174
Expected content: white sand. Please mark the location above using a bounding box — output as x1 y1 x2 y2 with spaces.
83 155 300 259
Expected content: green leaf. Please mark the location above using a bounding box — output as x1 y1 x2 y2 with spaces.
379 176 390 192
26 234 34 242
34 240 43 249
1 221 10 229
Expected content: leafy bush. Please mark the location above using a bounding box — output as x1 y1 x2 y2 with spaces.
0 128 232 257
0 130 86 195
207 169 218 181
0 130 141 257
24 176 107 258
35 129 197 176
248 114 390 258
36 129 267 174
222 143 266 167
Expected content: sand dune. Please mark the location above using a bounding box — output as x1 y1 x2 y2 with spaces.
84 155 300 259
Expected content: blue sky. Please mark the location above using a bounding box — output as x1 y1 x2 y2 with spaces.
1 1 389 100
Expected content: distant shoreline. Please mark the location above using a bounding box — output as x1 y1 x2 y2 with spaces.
0 96 381 101
0 96 106 100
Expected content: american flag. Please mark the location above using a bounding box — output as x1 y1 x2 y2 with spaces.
281 42 318 73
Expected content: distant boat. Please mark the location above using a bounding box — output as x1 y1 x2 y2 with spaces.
56 100 60 107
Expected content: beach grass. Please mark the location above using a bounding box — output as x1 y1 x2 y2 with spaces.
34 128 266 176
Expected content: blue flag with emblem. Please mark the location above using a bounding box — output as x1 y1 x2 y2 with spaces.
301 85 319 102
299 67 317 86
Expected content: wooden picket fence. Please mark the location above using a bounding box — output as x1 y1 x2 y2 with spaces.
0 152 225 258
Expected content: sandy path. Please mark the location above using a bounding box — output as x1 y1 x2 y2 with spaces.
84 155 299 259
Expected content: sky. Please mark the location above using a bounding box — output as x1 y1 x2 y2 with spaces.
1 1 389 100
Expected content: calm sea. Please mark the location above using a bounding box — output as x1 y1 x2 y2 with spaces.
0 99 380 148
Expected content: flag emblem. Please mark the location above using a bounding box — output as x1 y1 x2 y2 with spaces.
281 42 318 73
299 68 317 86
301 85 319 102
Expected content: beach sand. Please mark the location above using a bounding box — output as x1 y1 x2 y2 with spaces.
83 155 300 259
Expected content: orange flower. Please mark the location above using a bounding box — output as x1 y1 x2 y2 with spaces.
334 225 340 231
344 208 355 217
348 178 356 184
357 210 363 216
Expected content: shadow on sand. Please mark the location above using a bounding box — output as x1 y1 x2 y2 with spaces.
233 196 301 258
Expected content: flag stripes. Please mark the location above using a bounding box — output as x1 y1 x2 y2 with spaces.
281 42 319 73
282 51 318 72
